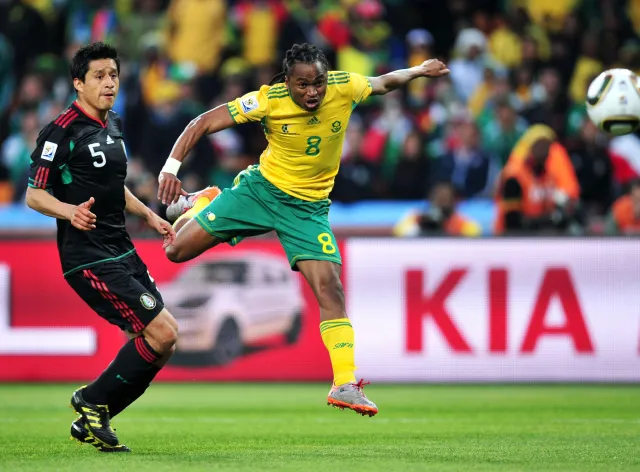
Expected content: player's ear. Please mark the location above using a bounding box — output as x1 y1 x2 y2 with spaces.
73 78 83 94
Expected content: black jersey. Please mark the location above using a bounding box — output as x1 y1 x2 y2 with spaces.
29 101 135 277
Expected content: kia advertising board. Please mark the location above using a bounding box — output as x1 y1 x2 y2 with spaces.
347 239 640 382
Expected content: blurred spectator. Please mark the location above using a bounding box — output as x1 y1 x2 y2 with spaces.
604 179 640 235
332 116 379 203
433 121 491 198
117 0 166 63
165 0 226 102
0 163 12 204
0 0 48 81
523 0 579 33
480 98 528 167
387 130 430 200
393 181 481 237
488 14 523 69
448 28 488 103
0 34 15 121
337 0 390 77
510 66 546 113
521 67 568 133
362 91 413 181
137 81 212 179
405 28 434 107
65 0 119 47
569 33 603 105
468 65 508 119
1 108 40 201
233 0 287 67
567 120 615 216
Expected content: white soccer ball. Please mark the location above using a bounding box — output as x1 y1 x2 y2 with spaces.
586 68 640 136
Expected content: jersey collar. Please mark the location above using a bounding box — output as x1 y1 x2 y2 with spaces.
73 101 108 128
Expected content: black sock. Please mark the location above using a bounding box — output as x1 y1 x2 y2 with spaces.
83 336 160 406
109 365 161 418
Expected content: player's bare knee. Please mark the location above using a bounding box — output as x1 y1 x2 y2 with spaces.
148 322 177 353
145 312 178 353
165 243 186 263
165 311 179 333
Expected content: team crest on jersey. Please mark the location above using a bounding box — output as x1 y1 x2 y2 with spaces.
240 94 259 113
206 212 216 222
331 121 342 133
140 293 157 310
41 141 58 161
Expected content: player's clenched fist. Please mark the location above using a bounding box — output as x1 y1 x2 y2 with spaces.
420 59 450 78
158 172 187 205
70 196 97 231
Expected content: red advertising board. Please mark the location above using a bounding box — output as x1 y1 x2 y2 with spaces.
0 240 335 382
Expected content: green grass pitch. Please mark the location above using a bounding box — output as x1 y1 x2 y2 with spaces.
0 383 638 471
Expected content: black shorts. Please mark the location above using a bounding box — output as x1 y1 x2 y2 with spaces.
66 252 164 333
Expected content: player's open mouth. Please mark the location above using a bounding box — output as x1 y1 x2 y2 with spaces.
306 99 319 108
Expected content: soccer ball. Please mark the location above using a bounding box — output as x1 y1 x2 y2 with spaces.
586 68 640 136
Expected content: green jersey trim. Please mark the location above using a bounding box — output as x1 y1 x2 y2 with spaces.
63 248 136 278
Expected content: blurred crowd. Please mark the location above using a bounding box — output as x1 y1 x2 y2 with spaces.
3 0 640 236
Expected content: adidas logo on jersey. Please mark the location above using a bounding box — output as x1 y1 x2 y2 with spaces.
307 116 321 125
106 135 115 144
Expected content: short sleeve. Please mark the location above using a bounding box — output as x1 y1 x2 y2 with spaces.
349 72 373 106
28 124 70 190
227 87 269 124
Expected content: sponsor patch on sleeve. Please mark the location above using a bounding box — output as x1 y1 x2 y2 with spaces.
240 94 259 113
41 141 58 161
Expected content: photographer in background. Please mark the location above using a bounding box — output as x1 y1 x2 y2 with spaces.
494 137 584 235
393 181 481 237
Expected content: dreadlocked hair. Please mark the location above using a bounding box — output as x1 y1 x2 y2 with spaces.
269 43 329 85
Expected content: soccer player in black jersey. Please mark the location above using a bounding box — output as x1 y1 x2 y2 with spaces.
25 42 178 453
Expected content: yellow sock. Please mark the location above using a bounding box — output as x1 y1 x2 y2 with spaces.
173 196 211 229
320 318 356 386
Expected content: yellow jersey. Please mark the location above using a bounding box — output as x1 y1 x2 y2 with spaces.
227 71 372 201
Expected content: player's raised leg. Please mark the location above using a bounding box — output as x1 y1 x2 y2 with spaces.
164 168 275 263
296 260 378 417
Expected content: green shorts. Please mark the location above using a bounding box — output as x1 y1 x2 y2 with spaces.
194 165 341 270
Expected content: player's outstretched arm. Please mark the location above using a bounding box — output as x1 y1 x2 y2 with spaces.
124 186 175 247
25 187 96 231
158 105 237 205
368 59 450 96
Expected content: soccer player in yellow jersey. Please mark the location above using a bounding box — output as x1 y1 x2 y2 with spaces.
158 43 449 416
